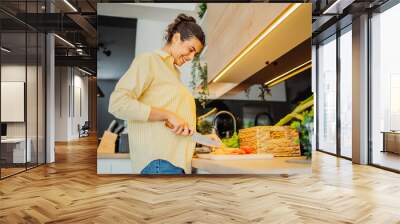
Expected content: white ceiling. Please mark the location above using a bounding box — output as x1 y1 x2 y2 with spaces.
98 3 198 21
124 3 197 12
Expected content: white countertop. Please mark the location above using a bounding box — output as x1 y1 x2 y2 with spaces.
97 152 129 159
97 152 312 175
192 156 311 175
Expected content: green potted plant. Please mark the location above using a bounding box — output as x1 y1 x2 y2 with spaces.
197 120 213 135
198 2 207 19
244 84 272 101
190 54 209 108
274 95 314 162
290 108 313 159
190 2 209 108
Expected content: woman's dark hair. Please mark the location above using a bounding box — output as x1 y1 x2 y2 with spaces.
165 13 205 46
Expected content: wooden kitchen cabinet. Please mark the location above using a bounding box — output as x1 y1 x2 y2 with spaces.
382 131 400 154
204 3 287 82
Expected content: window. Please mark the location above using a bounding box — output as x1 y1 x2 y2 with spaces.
0 1 47 179
339 27 352 158
370 2 400 171
317 35 337 154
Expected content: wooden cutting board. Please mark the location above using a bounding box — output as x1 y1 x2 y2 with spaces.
196 153 274 160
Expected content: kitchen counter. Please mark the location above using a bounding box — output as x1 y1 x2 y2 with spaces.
97 152 132 174
97 152 311 175
192 156 311 175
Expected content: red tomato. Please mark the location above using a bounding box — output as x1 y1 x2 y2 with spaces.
240 146 255 154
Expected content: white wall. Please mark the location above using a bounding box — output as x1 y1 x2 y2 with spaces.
1 64 26 82
135 19 167 56
136 19 194 89
54 67 89 141
72 73 89 138
1 65 26 139
1 63 46 164
219 82 287 102
54 67 68 141
1 65 35 137
98 3 197 90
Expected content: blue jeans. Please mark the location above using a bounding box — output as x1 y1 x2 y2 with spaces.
140 159 185 174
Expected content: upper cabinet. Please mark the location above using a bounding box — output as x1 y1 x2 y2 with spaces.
204 3 287 82
202 3 312 98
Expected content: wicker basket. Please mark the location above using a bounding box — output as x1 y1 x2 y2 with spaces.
239 126 300 157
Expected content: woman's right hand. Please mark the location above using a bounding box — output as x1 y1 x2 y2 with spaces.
148 107 193 136
166 112 193 136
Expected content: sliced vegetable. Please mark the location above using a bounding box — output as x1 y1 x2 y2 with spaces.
221 132 240 148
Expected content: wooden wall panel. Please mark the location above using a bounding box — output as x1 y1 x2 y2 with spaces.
88 77 97 133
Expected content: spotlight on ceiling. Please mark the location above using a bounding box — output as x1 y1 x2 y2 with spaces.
54 34 75 48
77 67 93 76
1 47 11 53
63 0 78 12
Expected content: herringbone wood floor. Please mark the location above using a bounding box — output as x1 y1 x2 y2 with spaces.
1 135 400 224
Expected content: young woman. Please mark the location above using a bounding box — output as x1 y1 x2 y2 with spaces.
109 14 205 174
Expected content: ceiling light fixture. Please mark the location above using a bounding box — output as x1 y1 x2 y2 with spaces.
322 0 354 15
97 85 104 98
264 60 312 88
211 3 301 83
77 49 85 55
63 0 78 12
78 67 93 76
1 47 11 53
54 34 75 48
322 0 342 14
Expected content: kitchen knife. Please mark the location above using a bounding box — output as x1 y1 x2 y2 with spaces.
107 120 118 133
191 132 223 147
114 125 125 135
164 121 223 147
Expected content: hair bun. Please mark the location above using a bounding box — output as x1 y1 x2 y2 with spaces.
175 13 196 24
164 13 205 47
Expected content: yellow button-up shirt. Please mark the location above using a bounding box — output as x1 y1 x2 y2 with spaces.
108 49 197 174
